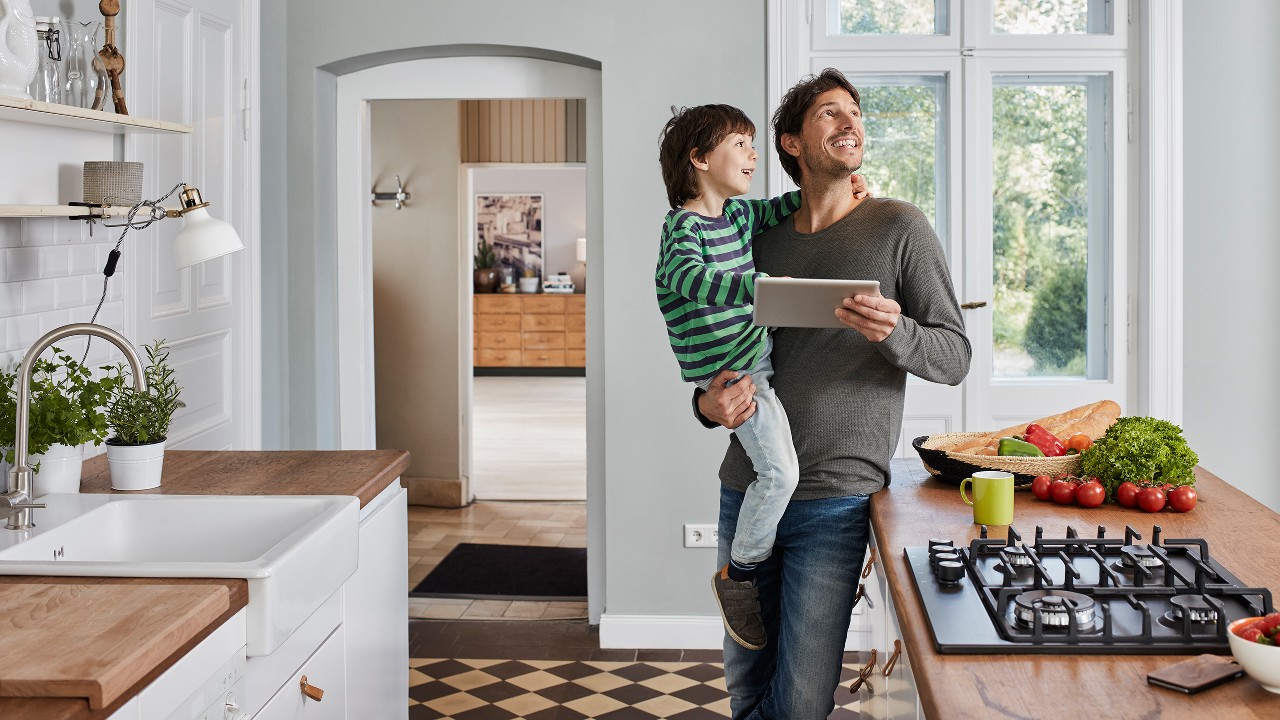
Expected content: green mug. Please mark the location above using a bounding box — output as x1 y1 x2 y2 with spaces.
960 471 1015 526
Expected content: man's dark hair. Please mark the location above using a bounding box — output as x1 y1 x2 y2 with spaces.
658 104 756 209
772 68 861 186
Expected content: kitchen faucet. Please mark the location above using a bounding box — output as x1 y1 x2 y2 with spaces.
2 323 146 530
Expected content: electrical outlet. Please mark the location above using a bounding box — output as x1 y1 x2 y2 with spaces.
683 524 719 548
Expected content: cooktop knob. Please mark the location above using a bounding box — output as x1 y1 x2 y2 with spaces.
937 560 965 585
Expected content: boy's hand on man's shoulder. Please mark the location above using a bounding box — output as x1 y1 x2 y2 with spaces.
851 174 871 200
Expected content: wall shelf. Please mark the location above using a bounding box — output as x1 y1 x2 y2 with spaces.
0 95 192 134
0 205 132 218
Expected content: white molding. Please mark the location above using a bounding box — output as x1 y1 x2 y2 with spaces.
598 613 869 651
1138 0 1183 424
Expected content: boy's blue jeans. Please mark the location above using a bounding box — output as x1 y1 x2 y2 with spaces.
718 486 872 720
698 337 799 566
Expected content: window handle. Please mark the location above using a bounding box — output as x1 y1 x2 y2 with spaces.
960 301 988 310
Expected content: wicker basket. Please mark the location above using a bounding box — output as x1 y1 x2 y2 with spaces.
83 161 144 205
912 432 1083 489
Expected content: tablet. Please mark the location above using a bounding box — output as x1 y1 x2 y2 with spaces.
752 277 881 328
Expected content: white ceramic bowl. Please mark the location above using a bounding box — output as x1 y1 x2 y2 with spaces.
1228 617 1280 693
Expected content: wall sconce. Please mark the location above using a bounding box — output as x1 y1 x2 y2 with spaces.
576 237 587 264
72 182 245 346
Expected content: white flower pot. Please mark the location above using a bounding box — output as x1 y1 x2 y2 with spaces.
106 440 166 491
29 442 84 496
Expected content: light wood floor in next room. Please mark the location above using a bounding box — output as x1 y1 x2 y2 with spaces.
472 376 585 501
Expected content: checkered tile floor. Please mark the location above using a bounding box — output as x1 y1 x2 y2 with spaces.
408 658 864 719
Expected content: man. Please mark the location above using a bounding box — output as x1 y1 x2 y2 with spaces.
694 68 971 719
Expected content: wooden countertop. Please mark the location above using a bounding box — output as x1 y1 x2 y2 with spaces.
876 459 1280 719
80 449 411 507
1 449 410 720
0 578 248 720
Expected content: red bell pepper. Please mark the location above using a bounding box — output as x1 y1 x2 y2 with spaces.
1024 424 1066 457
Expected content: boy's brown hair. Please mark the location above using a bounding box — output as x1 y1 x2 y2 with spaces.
771 68 861 186
658 104 756 209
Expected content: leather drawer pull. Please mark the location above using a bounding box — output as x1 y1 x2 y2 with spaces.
848 648 877 694
862 546 877 579
300 675 325 702
882 639 902 677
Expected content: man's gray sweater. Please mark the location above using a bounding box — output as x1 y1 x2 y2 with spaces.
718 197 972 499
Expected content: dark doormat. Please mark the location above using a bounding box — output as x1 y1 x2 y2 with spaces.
410 543 587 601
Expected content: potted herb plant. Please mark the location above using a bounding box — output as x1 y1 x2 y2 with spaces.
474 238 500 293
104 340 183 490
0 348 118 496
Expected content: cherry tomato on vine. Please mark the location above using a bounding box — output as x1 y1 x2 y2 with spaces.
1137 486 1167 513
1031 475 1053 501
1168 485 1198 512
1116 481 1140 508
1076 481 1105 508
1051 480 1078 505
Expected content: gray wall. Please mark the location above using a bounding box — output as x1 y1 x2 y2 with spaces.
371 100 461 481
262 0 768 618
1183 0 1280 511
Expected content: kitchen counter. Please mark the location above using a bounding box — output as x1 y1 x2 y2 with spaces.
877 459 1280 719
0 449 410 719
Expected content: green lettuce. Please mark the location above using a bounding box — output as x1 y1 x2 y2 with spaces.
1081 416 1198 498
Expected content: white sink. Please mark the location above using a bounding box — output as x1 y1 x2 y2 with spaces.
0 494 360 656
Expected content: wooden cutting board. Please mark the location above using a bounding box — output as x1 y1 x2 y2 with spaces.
0 582 231 709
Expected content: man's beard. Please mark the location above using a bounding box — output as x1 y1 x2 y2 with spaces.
801 142 862 181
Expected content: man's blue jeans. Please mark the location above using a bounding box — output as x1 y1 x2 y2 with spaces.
717 486 872 720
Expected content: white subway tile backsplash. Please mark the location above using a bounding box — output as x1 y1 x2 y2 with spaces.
0 284 20 317
38 308 72 336
0 219 22 248
41 245 71 278
20 218 57 246
6 313 39 353
71 244 100 275
22 279 56 314
54 276 84 309
5 247 39 282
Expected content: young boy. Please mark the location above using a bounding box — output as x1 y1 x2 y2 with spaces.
655 104 867 650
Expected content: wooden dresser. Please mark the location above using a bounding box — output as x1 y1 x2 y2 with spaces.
474 294 585 368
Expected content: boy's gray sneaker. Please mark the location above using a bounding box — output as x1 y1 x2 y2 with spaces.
712 566 766 650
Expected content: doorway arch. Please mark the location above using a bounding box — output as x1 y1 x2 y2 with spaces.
328 49 604 621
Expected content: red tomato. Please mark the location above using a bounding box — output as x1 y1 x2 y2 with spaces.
1137 486 1167 513
1051 480 1077 505
1168 485 1198 513
1031 475 1053 501
1116 481 1140 508
1076 481 1105 508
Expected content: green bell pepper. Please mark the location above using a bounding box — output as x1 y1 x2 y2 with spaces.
997 437 1045 457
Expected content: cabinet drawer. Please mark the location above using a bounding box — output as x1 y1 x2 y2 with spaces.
566 349 586 367
475 295 522 314
566 332 586 350
523 332 565 350
523 350 566 367
565 314 585 332
523 296 566 314
254 626 346 720
477 332 521 349
476 349 522 366
475 314 522 332
522 314 566 332
566 295 586 314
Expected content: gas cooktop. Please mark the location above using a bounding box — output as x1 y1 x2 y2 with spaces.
906 524 1274 654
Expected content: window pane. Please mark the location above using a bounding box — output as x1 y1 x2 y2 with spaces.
992 0 1109 34
836 0 945 35
991 81 1104 379
854 78 945 247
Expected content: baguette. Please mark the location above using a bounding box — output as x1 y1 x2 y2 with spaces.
949 400 1122 455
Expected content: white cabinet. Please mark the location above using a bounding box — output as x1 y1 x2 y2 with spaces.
342 482 410 719
857 533 922 720
254 626 347 720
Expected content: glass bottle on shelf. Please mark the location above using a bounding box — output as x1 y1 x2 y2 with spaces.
61 19 105 109
30 16 61 104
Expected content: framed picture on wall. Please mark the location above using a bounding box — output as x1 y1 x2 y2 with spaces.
475 193 544 280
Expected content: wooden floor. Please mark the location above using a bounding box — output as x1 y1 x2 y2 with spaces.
473 376 586 501
408 500 588 621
